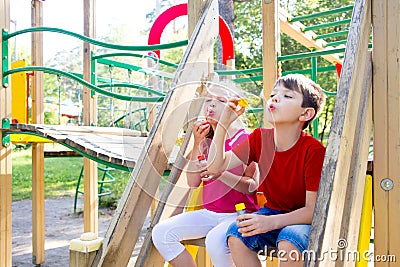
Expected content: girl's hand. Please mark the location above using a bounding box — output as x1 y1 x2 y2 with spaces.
193 120 210 143
200 170 222 181
219 98 246 128
236 213 278 237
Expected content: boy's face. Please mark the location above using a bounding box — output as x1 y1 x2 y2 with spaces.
266 84 307 126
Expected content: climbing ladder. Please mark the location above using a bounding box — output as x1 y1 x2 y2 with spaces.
74 165 116 213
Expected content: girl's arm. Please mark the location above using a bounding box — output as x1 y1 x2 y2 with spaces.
201 162 260 194
185 150 203 188
237 191 317 236
186 120 210 188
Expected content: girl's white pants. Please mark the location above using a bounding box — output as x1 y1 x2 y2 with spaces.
152 209 237 267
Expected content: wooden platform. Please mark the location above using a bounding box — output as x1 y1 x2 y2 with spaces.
9 124 148 170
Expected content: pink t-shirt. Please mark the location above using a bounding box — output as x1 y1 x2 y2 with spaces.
202 129 259 213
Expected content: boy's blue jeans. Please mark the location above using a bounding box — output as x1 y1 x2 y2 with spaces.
226 207 310 254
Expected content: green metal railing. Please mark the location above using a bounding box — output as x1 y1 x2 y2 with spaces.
113 107 149 131
2 26 183 92
95 57 174 79
314 30 349 40
3 67 165 102
2 27 187 51
288 5 353 22
92 52 178 68
97 83 165 96
302 19 351 32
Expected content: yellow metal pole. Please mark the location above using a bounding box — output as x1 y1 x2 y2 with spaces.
356 175 373 267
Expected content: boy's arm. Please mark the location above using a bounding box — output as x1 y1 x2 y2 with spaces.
237 191 317 236
202 162 260 194
207 125 245 174
208 99 246 173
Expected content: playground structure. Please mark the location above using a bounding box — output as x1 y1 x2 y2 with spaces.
0 0 399 267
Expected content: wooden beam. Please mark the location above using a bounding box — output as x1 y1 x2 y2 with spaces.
373 0 400 265
305 0 372 266
31 1 45 264
188 0 206 37
0 1 12 266
135 1 212 266
279 9 342 65
83 0 98 235
91 1 219 266
135 101 206 267
262 0 279 128
342 70 372 267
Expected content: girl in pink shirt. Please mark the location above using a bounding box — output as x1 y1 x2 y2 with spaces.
152 84 259 267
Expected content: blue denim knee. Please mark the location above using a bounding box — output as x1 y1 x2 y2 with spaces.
226 207 310 253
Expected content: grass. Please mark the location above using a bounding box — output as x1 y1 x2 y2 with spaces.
11 143 132 208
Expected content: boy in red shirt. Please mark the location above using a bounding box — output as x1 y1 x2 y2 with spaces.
207 74 326 266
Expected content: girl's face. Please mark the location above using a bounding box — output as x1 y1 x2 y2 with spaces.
204 92 229 125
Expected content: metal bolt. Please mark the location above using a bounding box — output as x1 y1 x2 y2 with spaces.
380 178 394 191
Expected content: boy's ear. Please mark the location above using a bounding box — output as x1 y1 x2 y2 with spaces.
299 108 315 122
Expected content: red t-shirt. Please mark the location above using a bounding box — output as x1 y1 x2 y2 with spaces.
232 128 325 212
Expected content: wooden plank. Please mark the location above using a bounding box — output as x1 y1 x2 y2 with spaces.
91 1 219 266
136 1 210 264
83 0 98 235
262 0 279 127
13 124 145 137
279 9 342 65
8 124 147 167
135 112 202 266
386 0 400 263
343 70 372 267
305 0 372 266
31 1 45 264
371 0 389 265
0 2 12 267
64 136 145 166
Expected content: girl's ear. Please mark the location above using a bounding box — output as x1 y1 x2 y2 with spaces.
299 107 315 122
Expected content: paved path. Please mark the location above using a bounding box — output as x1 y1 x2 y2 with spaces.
12 197 148 267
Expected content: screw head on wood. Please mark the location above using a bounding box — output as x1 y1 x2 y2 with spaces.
380 178 394 191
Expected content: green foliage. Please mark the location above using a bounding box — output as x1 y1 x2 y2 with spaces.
233 0 355 140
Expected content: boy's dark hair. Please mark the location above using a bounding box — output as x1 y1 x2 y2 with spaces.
274 74 326 129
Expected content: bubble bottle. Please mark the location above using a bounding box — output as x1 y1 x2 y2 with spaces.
235 202 246 217
197 154 207 168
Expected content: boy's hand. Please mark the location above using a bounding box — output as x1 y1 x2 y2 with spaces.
219 98 246 128
236 213 277 237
